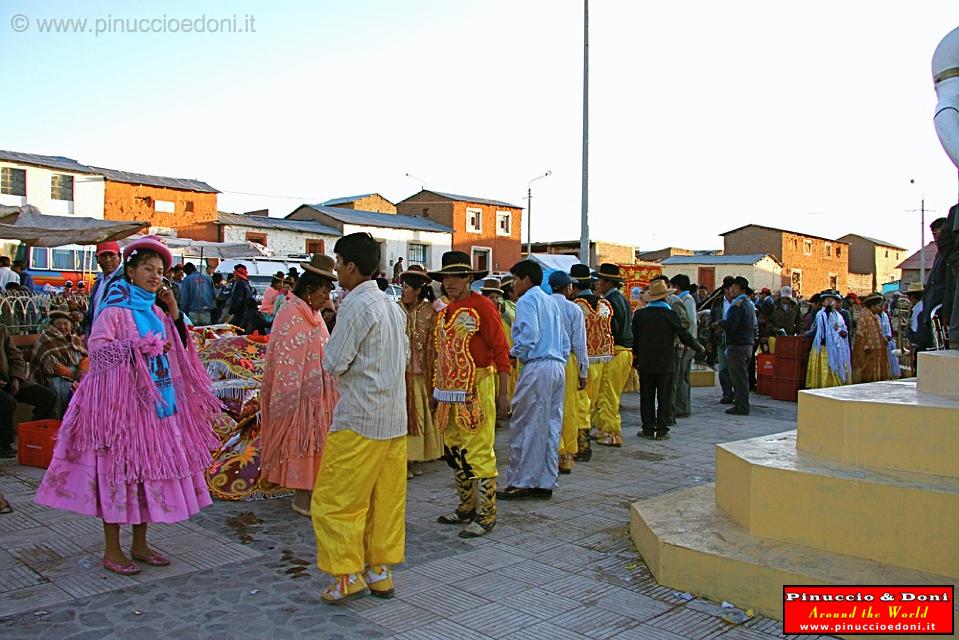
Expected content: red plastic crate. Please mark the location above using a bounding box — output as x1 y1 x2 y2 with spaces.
774 356 807 382
773 336 812 359
17 419 60 469
757 353 776 378
770 377 800 402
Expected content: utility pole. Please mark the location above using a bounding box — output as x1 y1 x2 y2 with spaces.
579 0 590 265
921 196 926 284
526 171 551 256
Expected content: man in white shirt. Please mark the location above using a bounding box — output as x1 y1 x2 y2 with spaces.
548 271 588 475
0 256 20 289
311 233 410 604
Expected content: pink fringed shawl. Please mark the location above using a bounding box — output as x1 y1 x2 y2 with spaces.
259 294 338 472
58 306 222 484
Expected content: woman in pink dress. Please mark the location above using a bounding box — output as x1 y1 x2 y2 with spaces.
35 236 220 575
259 254 338 516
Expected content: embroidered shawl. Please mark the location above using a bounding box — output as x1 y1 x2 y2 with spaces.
402 300 436 435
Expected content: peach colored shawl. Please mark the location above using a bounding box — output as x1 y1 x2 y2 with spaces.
260 294 338 471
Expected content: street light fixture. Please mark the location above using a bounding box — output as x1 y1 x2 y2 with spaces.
526 171 552 256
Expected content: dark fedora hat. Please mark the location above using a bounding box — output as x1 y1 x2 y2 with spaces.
428 251 488 282
569 264 594 285
595 263 624 283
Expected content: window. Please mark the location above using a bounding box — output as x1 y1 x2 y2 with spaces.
803 239 812 255
825 244 831 257
31 247 48 270
408 243 427 265
154 199 175 213
52 249 77 270
422 208 429 218
829 274 838 290
245 232 267 246
496 211 512 236
1 167 26 196
836 246 842 258
305 239 325 254
185 201 195 212
466 207 482 233
791 238 799 250
791 269 802 297
884 249 889 258
50 174 74 201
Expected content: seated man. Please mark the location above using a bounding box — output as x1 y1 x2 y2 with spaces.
0 323 60 457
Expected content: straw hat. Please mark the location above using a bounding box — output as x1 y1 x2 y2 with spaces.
300 254 338 281
861 292 884 308
480 277 503 294
399 264 430 285
904 282 924 295
642 279 674 302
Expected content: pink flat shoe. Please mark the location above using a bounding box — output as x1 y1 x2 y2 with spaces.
103 557 141 575
131 551 170 567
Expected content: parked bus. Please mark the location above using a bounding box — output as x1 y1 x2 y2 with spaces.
13 243 98 291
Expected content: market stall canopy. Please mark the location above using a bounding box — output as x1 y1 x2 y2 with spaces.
120 235 272 259
0 205 146 246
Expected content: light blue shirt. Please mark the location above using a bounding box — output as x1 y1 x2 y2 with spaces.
551 293 589 379
511 286 570 364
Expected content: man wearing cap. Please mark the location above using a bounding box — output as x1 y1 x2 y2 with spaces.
547 271 588 475
720 276 756 416
498 260 569 500
227 264 256 330
179 263 216 326
632 280 705 439
592 264 632 447
852 293 891 383
430 252 510 537
768 286 803 339
569 264 613 461
83 241 123 334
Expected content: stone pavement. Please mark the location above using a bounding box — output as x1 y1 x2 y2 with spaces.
0 384 828 640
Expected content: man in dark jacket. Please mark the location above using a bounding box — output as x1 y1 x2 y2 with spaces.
0 324 59 457
228 264 256 329
709 276 736 402
720 276 756 416
632 280 704 440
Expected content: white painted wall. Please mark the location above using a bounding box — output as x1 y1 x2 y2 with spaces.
0 161 105 218
663 256 783 292
221 225 340 257
342 224 452 272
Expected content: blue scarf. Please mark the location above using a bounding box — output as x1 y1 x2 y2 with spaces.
723 294 749 320
646 300 671 309
102 280 176 418
677 290 690 299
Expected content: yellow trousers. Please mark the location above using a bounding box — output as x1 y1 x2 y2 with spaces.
442 367 498 479
594 346 632 434
559 356 583 456
311 429 407 576
584 361 604 428
407 374 443 462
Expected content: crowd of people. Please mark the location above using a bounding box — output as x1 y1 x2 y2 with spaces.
0 228 937 603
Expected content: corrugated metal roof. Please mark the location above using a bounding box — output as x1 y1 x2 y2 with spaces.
218 211 340 236
720 224 847 245
661 253 773 266
91 166 219 193
412 190 522 209
896 242 937 270
301 204 453 233
0 150 98 174
839 234 907 251
320 193 380 206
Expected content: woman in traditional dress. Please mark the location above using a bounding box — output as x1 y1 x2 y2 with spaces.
35 236 221 575
399 265 441 477
259 255 338 516
805 290 852 389
878 299 901 379
851 293 891 384
31 305 88 410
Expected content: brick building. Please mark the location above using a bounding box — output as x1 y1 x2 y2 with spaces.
96 167 218 230
836 234 906 292
395 190 523 272
321 193 396 214
721 224 849 298
528 240 637 266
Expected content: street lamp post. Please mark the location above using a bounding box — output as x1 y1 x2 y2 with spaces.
580 0 590 265
526 171 552 256
910 179 927 284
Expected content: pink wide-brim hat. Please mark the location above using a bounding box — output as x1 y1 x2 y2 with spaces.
123 235 173 269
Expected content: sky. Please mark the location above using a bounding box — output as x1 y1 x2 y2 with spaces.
2 0 959 256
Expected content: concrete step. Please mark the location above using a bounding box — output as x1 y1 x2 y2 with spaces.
797 379 959 478
715 431 959 577
918 350 959 399
630 483 959 629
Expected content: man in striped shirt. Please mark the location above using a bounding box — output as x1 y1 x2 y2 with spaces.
312 233 410 604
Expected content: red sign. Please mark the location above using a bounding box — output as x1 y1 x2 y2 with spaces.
783 585 954 635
